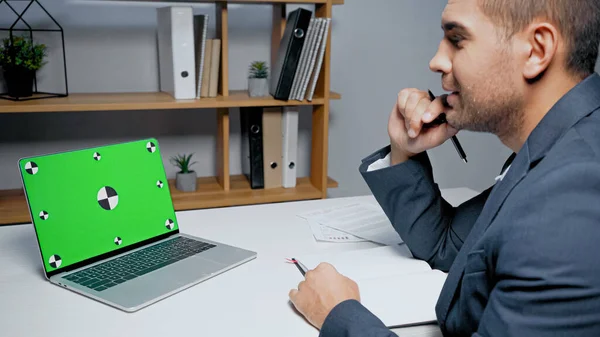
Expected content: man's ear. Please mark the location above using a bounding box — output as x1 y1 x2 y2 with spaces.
522 22 559 81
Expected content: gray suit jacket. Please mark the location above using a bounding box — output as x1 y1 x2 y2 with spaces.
319 73 600 337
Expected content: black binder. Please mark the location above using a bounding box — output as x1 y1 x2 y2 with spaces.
240 107 264 189
270 8 312 100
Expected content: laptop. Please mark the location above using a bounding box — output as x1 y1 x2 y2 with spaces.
18 138 257 312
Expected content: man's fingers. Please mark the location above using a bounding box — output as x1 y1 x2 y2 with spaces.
397 88 420 121
409 97 432 138
422 96 446 123
404 91 428 137
316 262 334 270
297 280 306 291
289 288 298 302
424 123 459 148
396 88 419 114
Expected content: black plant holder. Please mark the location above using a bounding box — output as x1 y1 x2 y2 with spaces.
0 0 68 101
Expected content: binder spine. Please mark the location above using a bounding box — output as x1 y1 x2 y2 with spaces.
157 6 196 100
241 107 264 189
282 107 299 188
271 8 313 100
172 7 196 99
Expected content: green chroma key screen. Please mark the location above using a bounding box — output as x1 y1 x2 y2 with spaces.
19 138 179 274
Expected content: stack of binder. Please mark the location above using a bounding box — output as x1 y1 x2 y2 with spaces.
271 8 331 102
241 106 299 189
157 6 221 100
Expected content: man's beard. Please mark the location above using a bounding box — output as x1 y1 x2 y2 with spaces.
445 62 525 138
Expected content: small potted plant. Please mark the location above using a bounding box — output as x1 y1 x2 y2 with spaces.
0 35 47 98
170 153 198 192
247 60 269 97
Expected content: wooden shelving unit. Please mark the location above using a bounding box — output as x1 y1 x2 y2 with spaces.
0 90 341 113
0 0 342 225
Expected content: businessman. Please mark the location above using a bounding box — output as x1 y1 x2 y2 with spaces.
288 0 600 336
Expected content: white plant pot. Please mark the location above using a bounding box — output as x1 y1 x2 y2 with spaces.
176 171 197 192
248 77 269 97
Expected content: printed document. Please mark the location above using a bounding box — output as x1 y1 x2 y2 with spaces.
308 220 367 243
298 203 403 246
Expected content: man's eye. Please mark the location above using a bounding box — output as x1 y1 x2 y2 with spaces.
448 35 464 46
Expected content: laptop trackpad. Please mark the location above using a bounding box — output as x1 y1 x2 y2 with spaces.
101 254 227 310
169 255 227 285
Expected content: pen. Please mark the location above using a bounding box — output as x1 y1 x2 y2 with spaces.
292 258 306 277
426 90 468 163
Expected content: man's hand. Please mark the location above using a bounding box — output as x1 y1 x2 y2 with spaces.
289 262 360 330
388 88 458 165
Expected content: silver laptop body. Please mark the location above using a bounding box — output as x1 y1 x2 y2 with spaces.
18 138 257 312
53 233 256 312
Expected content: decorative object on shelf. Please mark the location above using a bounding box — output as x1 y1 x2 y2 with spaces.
0 36 47 98
170 153 198 192
247 60 269 97
0 0 69 101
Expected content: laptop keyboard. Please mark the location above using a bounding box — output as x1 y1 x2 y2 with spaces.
62 236 216 292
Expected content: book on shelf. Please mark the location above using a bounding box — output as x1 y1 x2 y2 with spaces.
271 8 331 102
194 14 210 98
306 18 330 101
288 17 317 101
156 7 221 100
207 39 221 98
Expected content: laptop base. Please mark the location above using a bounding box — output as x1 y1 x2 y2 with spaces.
51 233 257 312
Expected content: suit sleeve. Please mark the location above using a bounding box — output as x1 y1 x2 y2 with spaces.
473 160 600 336
319 146 491 337
359 146 492 271
319 300 397 337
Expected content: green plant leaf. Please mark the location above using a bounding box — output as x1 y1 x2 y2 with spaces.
0 35 47 71
170 152 196 173
248 60 269 79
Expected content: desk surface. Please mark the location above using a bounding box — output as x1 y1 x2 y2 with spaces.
0 188 478 337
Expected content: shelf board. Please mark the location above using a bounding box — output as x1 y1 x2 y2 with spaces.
0 189 29 225
0 175 339 225
0 90 342 114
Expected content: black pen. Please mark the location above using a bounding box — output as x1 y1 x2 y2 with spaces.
426 90 468 163
292 258 306 276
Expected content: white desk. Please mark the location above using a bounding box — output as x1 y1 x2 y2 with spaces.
0 188 478 337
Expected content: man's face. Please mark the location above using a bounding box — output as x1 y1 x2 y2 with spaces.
430 0 525 136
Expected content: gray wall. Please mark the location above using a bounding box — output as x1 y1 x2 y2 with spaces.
1 0 597 198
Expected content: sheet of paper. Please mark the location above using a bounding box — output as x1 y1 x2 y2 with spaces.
308 220 367 243
298 203 403 246
296 245 430 281
357 270 447 328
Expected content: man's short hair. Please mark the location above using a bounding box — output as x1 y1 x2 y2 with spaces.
479 0 600 79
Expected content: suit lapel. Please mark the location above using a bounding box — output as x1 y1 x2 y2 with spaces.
435 147 530 326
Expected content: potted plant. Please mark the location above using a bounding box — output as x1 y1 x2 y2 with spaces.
0 35 47 98
247 60 269 97
170 153 198 192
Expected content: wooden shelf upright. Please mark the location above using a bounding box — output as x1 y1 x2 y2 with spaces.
0 0 342 225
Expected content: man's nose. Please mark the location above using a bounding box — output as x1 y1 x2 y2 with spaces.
430 41 452 74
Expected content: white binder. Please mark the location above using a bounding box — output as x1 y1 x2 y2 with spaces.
157 6 196 100
282 106 299 188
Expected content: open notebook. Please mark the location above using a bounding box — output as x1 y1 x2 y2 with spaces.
293 245 447 328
